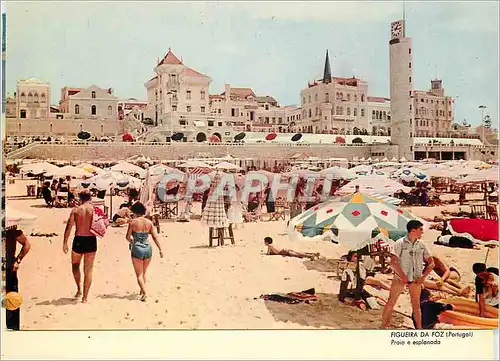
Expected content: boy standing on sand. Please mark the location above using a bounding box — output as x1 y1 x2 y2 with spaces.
63 191 97 303
381 220 435 329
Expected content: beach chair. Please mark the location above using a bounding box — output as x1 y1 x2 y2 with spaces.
471 204 488 219
165 201 179 219
486 205 498 220
244 202 262 222
269 197 287 221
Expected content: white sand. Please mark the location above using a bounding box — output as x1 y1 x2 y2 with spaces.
5 179 498 330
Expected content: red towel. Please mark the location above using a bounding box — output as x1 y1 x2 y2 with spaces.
448 218 498 243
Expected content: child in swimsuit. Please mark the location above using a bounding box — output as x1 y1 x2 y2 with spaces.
126 202 163 301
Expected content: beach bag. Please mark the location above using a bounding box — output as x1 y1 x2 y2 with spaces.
90 206 110 238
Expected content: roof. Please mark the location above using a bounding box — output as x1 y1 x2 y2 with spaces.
308 76 361 88
256 95 278 104
18 78 47 85
221 87 256 98
158 49 183 66
184 67 210 79
367 96 390 103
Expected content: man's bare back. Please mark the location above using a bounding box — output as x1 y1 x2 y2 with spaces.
73 203 94 236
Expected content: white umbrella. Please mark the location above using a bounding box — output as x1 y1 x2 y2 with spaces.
19 162 59 175
214 162 242 171
45 165 92 179
178 160 213 169
391 157 398 162
148 164 185 177
76 163 103 174
338 177 412 196
382 157 389 162
456 168 499 184
6 209 38 234
110 161 146 178
320 166 357 180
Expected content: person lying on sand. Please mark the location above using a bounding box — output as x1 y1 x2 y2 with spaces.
264 237 319 260
338 251 371 310
412 287 453 329
112 203 132 226
423 256 471 297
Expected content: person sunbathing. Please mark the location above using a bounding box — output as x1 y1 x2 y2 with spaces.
423 256 472 297
264 237 319 260
112 203 132 226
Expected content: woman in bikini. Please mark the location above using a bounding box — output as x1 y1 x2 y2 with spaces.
126 202 163 301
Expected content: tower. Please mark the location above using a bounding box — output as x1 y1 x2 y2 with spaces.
389 19 414 160
323 50 332 84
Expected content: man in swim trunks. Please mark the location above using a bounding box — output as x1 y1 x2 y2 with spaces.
264 237 319 260
473 263 499 316
63 190 97 303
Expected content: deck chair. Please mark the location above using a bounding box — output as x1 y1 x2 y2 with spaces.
471 204 488 219
244 201 262 222
164 201 179 219
269 197 287 221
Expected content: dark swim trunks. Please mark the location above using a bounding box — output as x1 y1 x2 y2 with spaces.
72 235 97 254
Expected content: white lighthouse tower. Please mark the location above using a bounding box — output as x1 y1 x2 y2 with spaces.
389 19 414 161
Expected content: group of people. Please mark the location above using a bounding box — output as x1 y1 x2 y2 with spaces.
333 220 498 329
62 190 163 302
40 177 75 208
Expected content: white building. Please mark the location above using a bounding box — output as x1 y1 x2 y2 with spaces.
145 49 211 126
367 96 391 135
389 19 415 160
59 85 118 119
299 51 370 135
15 78 51 119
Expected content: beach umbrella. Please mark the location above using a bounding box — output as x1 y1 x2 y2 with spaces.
45 165 92 179
171 132 184 141
391 157 398 162
110 161 146 178
19 162 59 175
234 132 246 141
122 132 134 142
393 168 429 182
178 160 212 169
6 209 38 234
76 163 103 174
320 166 357 180
456 168 499 184
382 157 389 162
139 168 155 215
337 177 411 197
214 162 242 171
209 135 221 143
77 131 91 140
291 133 302 142
288 192 422 244
148 164 184 177
265 132 277 141
399 157 407 162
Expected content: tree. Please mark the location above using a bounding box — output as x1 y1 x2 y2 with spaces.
484 115 492 129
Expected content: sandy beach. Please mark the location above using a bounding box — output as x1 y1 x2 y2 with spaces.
5 179 498 330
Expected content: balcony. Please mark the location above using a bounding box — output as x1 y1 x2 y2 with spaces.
167 80 180 89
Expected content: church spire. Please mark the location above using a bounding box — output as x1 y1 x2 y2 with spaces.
323 50 332 84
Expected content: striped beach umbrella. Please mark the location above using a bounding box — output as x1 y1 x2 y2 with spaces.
288 192 422 245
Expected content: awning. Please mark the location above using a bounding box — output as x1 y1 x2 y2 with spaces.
193 120 206 127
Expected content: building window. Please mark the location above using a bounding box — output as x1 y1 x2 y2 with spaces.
410 119 412 125
308 109 312 117
201 106 206 113
409 48 412 54
315 94 318 101
354 94 358 102
409 104 412 111
172 105 177 112
218 122 223 127
354 108 357 116
361 108 365 117
347 107 351 116
421 98 424 102
278 117 282 122
20 92 26 102
187 106 192 112
325 93 329 102
41 93 46 103
347 94 351 101
208 121 214 126
91 105 97 115
108 106 112 115
231 108 236 117
28 92 33 102
74 104 80 114
383 111 387 120
91 91 96 99
409 62 411 68
186 90 191 99
409 91 412 97
361 94 365 102
200 90 206 100
409 76 411 83
34 93 39 103
179 120 187 126
302 97 306 104
448 111 451 117
308 95 311 103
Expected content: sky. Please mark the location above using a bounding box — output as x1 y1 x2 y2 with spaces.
5 1 499 126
